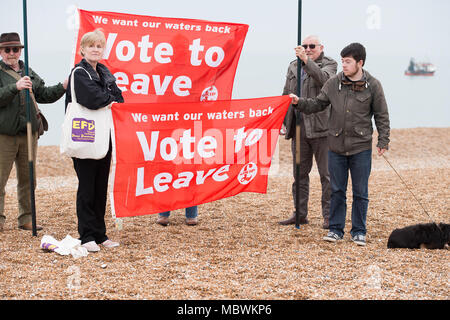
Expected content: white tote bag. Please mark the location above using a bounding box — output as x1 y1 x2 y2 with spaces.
60 67 112 160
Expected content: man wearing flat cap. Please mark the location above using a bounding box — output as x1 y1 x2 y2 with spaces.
0 32 67 232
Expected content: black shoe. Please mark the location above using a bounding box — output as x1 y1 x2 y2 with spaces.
156 216 169 226
299 217 309 225
278 214 308 225
19 222 43 231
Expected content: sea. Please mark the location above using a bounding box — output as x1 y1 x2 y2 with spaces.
35 53 449 147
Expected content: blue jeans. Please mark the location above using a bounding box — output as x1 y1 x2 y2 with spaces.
159 206 198 218
328 149 372 237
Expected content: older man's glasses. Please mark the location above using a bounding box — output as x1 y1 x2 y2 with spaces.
302 44 320 49
4 47 21 54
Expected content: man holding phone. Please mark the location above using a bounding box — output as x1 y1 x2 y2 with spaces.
279 35 337 229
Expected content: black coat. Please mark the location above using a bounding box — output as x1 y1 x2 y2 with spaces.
65 59 123 111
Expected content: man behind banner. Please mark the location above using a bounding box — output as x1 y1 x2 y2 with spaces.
279 35 337 229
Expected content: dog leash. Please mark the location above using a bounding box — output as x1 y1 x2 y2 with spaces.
381 154 442 231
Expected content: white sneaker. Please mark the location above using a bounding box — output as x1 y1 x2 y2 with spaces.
323 231 343 242
82 241 100 252
351 234 366 246
101 239 120 248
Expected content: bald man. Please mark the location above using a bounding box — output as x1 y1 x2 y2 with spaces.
279 35 337 229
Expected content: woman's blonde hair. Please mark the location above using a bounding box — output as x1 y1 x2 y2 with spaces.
80 29 106 57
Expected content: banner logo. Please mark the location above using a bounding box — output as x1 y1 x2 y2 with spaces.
200 86 218 101
238 163 258 185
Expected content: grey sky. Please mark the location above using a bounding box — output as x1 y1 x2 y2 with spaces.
1 0 449 145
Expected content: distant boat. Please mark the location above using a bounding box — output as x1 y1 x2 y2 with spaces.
405 58 436 76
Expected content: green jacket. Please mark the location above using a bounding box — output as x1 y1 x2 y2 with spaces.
0 60 65 136
296 70 390 156
283 53 337 139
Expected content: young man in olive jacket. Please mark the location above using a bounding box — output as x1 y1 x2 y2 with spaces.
0 32 67 231
279 35 337 229
290 43 390 246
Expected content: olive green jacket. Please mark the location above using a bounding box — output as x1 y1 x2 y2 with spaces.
283 52 337 139
0 60 65 136
296 70 390 155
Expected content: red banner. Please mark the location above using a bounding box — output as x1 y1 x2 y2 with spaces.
110 96 291 217
75 9 248 103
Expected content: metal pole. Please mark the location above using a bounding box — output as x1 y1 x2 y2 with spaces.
295 0 302 229
23 0 38 236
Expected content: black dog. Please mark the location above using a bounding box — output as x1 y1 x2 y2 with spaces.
387 223 450 249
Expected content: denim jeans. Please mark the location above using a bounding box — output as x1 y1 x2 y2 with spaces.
328 149 372 237
159 206 198 218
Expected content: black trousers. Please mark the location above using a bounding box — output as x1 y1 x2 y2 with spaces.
72 146 112 244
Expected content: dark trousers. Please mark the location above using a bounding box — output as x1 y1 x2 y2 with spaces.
72 146 112 244
291 124 330 219
328 149 372 237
